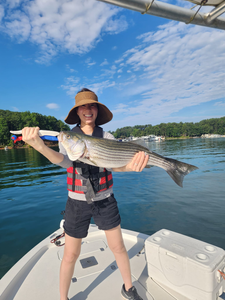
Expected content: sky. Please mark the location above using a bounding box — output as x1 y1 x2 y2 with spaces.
0 0 225 132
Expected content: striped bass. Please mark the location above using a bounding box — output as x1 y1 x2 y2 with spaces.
58 131 198 187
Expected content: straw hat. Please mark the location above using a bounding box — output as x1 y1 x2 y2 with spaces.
64 90 113 125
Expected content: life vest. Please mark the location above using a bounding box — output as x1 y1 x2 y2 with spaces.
67 125 113 203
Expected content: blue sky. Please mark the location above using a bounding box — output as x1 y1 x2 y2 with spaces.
0 0 225 132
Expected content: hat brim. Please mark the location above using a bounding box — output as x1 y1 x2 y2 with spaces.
64 99 113 125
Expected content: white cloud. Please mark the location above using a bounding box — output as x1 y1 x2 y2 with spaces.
61 76 80 96
115 57 123 64
103 15 128 34
0 5 4 22
100 59 109 66
99 65 118 79
4 11 31 42
60 75 115 98
0 0 128 64
88 80 116 95
66 64 76 73
108 22 225 127
118 74 137 87
46 103 59 110
112 103 128 114
5 0 23 9
215 101 225 107
12 106 19 111
56 19 224 131
85 57 96 67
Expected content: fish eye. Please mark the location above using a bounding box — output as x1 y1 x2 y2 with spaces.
66 134 71 139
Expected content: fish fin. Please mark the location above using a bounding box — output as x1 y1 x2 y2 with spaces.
88 159 98 166
68 153 84 161
79 157 98 167
165 157 198 187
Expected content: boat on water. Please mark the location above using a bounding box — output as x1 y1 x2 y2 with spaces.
129 135 162 142
140 136 160 142
148 135 162 142
1 220 225 300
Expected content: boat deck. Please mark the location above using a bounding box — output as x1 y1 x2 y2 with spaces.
0 225 177 300
1 224 225 300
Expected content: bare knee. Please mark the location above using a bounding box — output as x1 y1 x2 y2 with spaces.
62 234 82 265
109 241 127 255
63 250 80 265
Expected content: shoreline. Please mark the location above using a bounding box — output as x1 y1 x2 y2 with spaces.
1 135 225 149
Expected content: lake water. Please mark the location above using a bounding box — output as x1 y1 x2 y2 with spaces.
0 137 225 279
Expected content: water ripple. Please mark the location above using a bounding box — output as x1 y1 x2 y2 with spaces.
0 139 225 279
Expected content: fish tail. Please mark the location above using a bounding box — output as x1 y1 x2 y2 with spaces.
165 157 198 187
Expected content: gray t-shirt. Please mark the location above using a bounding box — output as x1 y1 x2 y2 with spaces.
57 131 115 201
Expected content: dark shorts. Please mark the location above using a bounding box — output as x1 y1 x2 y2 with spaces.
63 194 121 239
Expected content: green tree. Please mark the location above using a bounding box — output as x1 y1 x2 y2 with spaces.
0 109 70 146
0 117 9 146
132 128 142 137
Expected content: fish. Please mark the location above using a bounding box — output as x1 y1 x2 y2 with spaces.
58 131 198 187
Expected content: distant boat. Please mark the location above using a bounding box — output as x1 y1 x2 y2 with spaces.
149 135 162 142
129 135 162 142
201 134 224 138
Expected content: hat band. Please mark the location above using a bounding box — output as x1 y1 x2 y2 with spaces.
75 91 98 103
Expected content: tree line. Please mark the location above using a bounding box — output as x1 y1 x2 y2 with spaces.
111 117 225 139
0 110 70 147
1 110 224 146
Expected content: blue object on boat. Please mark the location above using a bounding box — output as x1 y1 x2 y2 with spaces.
41 135 58 141
11 135 58 143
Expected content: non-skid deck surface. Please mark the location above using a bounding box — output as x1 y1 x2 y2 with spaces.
2 225 225 300
10 227 154 300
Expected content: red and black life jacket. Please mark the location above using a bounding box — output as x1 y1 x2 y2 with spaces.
67 125 113 203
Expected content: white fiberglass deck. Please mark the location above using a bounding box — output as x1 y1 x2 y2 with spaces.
0 225 154 300
1 224 225 300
